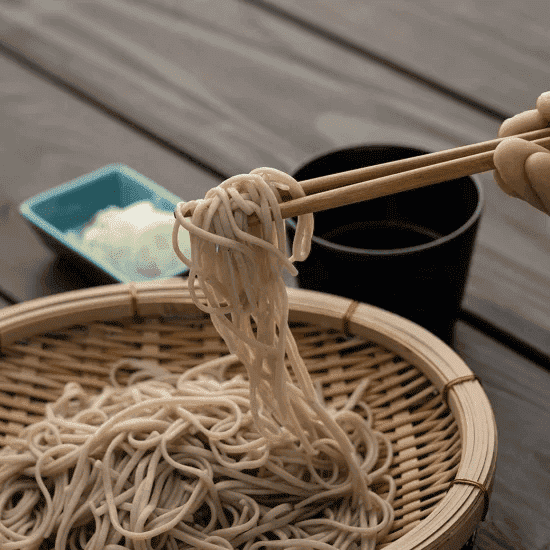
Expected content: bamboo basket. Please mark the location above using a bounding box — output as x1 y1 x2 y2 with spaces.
0 278 497 549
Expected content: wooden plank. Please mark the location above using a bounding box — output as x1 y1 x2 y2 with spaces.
464 171 550 357
0 0 548 357
263 0 550 117
0 54 221 303
0 0 497 176
454 321 550 550
0 198 83 302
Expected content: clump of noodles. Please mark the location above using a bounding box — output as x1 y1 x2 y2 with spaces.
173 168 314 445
0 168 395 549
173 167 395 546
0 360 394 549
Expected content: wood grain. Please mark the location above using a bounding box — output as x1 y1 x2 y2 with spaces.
278 132 550 218
0 0 496 175
0 198 82 302
464 171 550 356
454 321 550 550
264 0 550 117
0 0 548 356
0 54 221 302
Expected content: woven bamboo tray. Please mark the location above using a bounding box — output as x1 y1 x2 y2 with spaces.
0 278 497 549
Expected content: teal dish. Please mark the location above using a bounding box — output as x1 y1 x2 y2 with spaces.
19 164 190 284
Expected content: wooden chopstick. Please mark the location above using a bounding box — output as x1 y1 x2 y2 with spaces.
177 127 550 221
280 127 550 219
296 127 550 195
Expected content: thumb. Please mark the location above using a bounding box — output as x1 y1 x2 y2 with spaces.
498 109 548 138
493 137 549 213
524 152 550 215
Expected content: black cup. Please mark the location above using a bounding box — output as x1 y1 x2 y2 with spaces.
287 145 484 344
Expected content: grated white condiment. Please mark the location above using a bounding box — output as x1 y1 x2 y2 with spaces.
66 201 191 280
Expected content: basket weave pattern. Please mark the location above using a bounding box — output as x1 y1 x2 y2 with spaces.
0 309 460 547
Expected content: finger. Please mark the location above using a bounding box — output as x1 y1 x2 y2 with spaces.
524 151 550 215
493 137 548 212
493 170 520 198
498 109 547 137
535 91 550 121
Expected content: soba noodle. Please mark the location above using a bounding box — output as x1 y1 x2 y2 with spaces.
0 167 395 549
0 358 393 549
172 168 395 546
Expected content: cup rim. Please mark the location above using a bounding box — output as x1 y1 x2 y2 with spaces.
289 144 485 256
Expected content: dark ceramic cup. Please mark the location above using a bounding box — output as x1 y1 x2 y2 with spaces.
287 145 484 345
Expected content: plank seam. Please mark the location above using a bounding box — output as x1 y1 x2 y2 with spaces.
458 308 550 371
242 0 510 122
0 41 231 182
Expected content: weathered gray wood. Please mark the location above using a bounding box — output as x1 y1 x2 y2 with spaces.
0 0 496 175
1 44 548 550
265 0 549 117
454 321 550 550
0 54 221 302
0 198 72 302
464 171 550 356
0 0 548 354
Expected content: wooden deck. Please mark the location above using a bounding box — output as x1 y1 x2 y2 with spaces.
0 1 549 548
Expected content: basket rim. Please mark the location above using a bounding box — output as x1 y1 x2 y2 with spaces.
0 279 497 550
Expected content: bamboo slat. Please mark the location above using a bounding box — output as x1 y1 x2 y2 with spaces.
454 322 550 549
0 279 497 549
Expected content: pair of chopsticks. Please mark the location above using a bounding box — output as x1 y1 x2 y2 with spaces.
278 127 550 219
179 127 550 221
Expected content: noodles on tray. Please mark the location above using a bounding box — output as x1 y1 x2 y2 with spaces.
0 168 395 549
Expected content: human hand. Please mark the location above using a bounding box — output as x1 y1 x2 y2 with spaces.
493 92 550 215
